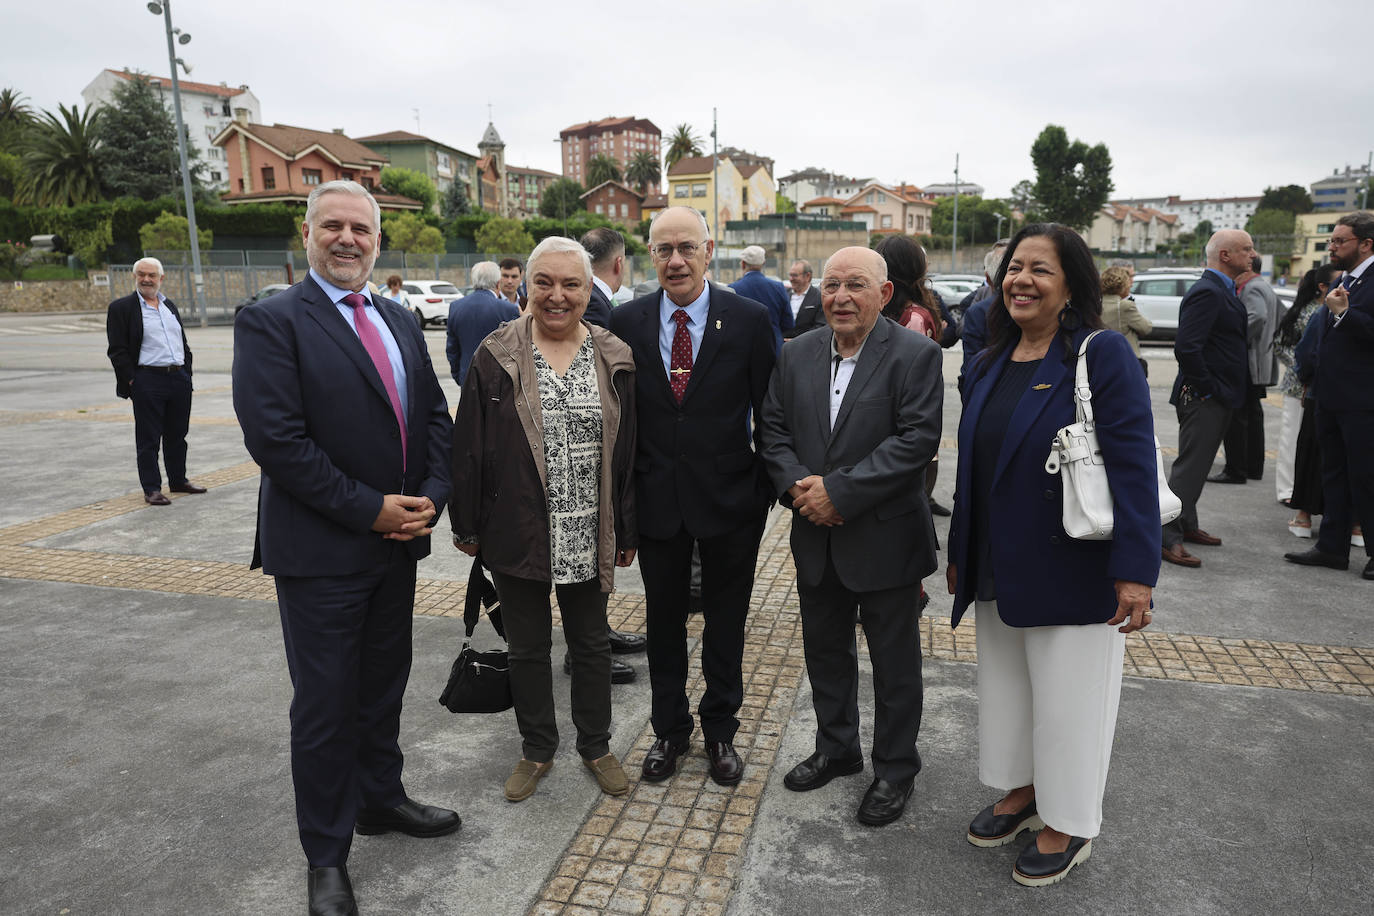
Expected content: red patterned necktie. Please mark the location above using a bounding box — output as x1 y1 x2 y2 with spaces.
669 307 692 403
344 292 407 467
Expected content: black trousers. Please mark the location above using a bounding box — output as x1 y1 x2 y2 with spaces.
274 550 415 867
1163 397 1232 547
131 366 192 492
490 571 611 763
797 550 924 783
637 513 765 744
1314 406 1374 560
1221 383 1268 480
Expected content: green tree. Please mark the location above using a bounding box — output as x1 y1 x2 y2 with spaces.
0 88 34 152
138 210 211 250
1029 124 1113 231
18 103 106 207
383 212 445 254
1195 219 1214 242
625 150 661 193
1008 179 1038 218
379 166 437 212
0 149 22 199
774 193 796 213
474 216 534 256
1246 208 1299 254
93 72 197 201
1258 184 1312 214
664 123 703 170
440 179 470 219
539 178 585 219
586 154 622 187
930 196 1013 242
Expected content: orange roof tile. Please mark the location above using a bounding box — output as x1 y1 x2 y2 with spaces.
108 69 248 99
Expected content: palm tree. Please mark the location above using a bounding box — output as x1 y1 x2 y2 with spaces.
664 124 703 170
18 103 105 207
0 88 34 150
625 150 661 194
586 153 622 187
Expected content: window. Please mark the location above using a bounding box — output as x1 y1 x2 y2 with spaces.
595 204 603 215
302 168 322 186
692 183 706 197
1315 242 1328 252
1137 279 1179 296
238 178 246 191
210 171 221 182
881 214 892 228
674 184 689 199
742 187 748 206
1317 223 1336 233
438 153 451 172
362 176 374 189
907 213 914 228
221 101 231 116
202 104 216 118
620 203 629 217
261 167 276 190
341 171 354 182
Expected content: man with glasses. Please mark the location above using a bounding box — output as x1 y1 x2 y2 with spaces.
1285 211 1374 580
609 206 777 786
784 259 825 339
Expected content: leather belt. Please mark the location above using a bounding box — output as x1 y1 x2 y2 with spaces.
137 365 184 373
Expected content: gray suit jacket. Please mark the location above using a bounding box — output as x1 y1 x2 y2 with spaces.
760 317 943 592
1239 274 1280 386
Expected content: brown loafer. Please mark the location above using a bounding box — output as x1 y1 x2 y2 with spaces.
504 759 553 802
1162 544 1200 568
584 753 630 796
1183 529 1221 546
144 490 171 506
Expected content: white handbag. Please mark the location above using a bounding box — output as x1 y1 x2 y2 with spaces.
1043 331 1183 540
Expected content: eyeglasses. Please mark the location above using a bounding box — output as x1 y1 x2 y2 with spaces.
819 278 872 295
1328 235 1356 247
651 241 706 261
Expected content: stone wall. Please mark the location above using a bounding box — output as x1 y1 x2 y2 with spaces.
0 275 115 313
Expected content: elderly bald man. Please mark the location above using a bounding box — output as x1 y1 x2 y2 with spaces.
1161 229 1257 568
105 256 206 505
760 246 944 826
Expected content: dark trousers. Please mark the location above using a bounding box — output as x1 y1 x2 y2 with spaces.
1163 397 1232 547
1221 383 1267 480
274 551 415 867
490 571 611 763
637 513 765 744
1314 406 1374 560
131 366 192 492
797 551 924 783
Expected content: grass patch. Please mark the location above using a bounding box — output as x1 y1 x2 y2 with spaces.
5 265 89 281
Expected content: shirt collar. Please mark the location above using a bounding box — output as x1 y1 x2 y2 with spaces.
659 282 711 322
1348 253 1374 281
830 328 870 363
136 289 167 307
1204 267 1236 294
592 275 615 302
310 268 370 306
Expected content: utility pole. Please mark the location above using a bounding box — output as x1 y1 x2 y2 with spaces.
710 108 718 277
951 154 960 270
1363 151 1372 210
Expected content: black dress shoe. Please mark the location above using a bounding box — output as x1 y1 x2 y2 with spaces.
967 799 1045 847
607 628 646 654
1283 547 1349 570
563 653 636 683
1364 559 1374 581
782 751 863 792
308 865 357 916
1206 470 1247 484
928 499 951 517
1012 835 1093 887
144 490 171 506
355 798 461 837
642 737 690 782
169 481 207 494
705 741 743 786
856 777 914 826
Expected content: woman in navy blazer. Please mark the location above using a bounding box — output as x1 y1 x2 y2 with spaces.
946 225 1161 887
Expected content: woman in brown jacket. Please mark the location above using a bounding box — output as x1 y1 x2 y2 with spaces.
1099 266 1152 376
451 236 637 802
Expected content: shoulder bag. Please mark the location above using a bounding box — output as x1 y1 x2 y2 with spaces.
439 554 513 713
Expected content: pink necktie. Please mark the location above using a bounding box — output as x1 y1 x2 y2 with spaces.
344 292 407 468
669 308 692 403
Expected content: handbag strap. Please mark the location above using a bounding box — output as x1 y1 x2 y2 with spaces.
1073 330 1107 429
464 552 506 641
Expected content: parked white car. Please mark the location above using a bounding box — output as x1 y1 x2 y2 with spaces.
402 280 463 327
1129 271 1203 341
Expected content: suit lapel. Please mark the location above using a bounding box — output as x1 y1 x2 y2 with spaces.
809 329 835 440
829 319 890 441
680 288 726 406
993 340 1075 486
302 279 393 410
633 297 677 404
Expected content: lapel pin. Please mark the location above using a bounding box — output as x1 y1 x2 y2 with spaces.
1032 383 1052 390
715 319 721 330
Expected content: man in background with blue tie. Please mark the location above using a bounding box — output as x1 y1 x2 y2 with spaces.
233 181 459 916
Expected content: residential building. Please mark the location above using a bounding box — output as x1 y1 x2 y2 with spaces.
560 116 662 195
581 181 645 226
777 167 873 207
353 130 478 213
506 165 560 219
1310 166 1372 211
210 115 421 212
664 153 777 233
923 181 985 198
82 68 261 192
1114 195 1261 233
1289 211 1353 276
837 182 935 236
640 193 668 222
717 147 774 182
719 212 867 279
797 196 846 218
1085 204 1180 253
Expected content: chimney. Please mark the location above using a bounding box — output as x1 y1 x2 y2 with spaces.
333 128 345 135
233 108 249 125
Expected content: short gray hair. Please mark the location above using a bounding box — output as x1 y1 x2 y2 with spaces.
528 235 593 283
133 256 164 276
305 180 381 230
649 206 711 241
983 242 1009 276
470 261 500 290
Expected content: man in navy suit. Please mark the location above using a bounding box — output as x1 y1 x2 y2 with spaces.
446 261 519 386
233 181 459 916
731 244 792 353
578 226 623 330
783 259 824 338
1286 211 1374 579
1161 230 1256 568
609 207 777 787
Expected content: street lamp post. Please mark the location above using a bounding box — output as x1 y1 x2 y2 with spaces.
148 1 208 327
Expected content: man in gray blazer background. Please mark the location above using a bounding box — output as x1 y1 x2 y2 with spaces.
760 246 943 827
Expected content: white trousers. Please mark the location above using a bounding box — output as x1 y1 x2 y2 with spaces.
1275 395 1303 503
974 601 1125 838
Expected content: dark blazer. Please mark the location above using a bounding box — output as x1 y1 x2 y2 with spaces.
446 289 520 385
760 318 943 592
1314 268 1374 410
232 276 453 577
957 295 993 398
608 285 776 540
949 327 1161 628
1169 270 1248 409
105 292 193 399
784 286 824 339
584 281 614 329
731 270 793 353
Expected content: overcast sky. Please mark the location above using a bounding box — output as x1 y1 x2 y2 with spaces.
7 0 1371 203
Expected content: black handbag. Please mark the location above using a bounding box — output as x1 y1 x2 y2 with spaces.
439 555 513 714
